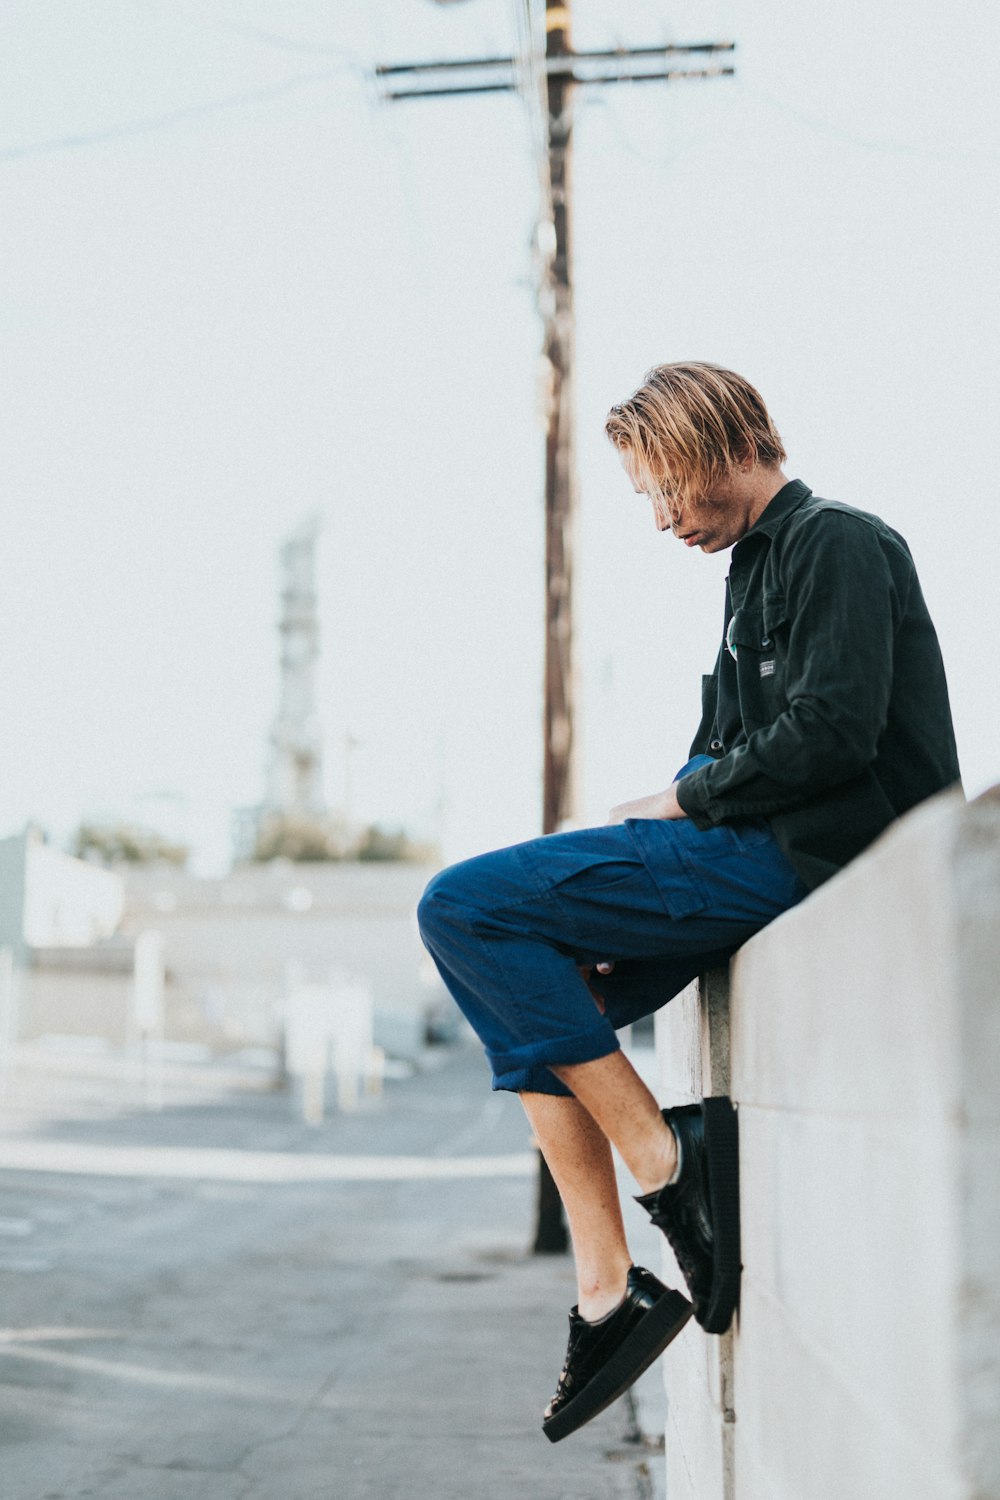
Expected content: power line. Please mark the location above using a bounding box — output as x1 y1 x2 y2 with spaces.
377 42 734 98
0 65 359 164
378 40 734 76
734 79 1000 165
195 11 364 63
580 90 683 172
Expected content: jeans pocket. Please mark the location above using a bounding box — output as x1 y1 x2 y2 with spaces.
623 819 710 918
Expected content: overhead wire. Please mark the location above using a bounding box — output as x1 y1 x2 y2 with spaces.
515 0 994 173
188 10 365 63
5 6 979 182
512 0 558 318
0 1 374 164
513 0 554 220
0 65 361 163
580 89 682 173
734 77 999 166
359 3 437 289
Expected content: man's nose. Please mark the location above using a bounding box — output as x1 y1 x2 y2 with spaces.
651 495 673 531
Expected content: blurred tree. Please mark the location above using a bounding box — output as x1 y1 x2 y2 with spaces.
356 824 436 863
250 814 435 864
74 822 190 867
252 813 348 863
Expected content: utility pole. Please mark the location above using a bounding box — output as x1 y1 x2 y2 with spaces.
542 0 575 840
534 0 576 1255
378 4 734 1254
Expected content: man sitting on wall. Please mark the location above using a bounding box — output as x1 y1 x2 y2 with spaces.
418 362 961 1442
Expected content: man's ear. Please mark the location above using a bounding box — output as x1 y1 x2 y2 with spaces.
736 441 759 474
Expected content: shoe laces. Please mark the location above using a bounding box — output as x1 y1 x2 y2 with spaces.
647 1188 711 1293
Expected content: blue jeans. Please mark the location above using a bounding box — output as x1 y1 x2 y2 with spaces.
417 759 809 1097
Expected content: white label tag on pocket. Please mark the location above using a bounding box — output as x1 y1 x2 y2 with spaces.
760 659 776 677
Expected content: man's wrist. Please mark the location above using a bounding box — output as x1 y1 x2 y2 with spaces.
660 783 684 819
673 766 718 829
607 785 688 824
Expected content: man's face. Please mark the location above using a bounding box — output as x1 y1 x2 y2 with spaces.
619 449 754 554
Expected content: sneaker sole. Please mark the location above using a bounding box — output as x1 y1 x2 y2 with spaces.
541 1288 693 1443
700 1095 741 1334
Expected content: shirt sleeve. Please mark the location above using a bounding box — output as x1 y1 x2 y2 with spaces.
675 511 907 825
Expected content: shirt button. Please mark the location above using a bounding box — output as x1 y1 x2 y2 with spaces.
761 636 772 648
710 738 723 751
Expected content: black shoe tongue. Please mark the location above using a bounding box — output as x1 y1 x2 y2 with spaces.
634 1187 662 1210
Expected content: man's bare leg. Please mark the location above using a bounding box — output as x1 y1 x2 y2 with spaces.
550 1050 678 1195
520 1091 633 1321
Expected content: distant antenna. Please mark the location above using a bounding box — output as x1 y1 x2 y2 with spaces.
265 513 326 818
231 513 331 863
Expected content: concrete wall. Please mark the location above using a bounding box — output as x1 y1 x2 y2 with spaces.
23 838 123 946
6 862 449 1064
119 861 449 1059
0 827 124 959
655 787 1000 1500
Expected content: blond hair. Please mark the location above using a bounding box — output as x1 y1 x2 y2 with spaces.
605 362 786 512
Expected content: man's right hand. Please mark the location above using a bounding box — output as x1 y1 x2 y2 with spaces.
607 783 687 823
577 962 615 1010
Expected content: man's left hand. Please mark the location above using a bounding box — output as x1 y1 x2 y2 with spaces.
607 783 688 824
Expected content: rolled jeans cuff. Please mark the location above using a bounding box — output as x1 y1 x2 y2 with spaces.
487 1021 621 1094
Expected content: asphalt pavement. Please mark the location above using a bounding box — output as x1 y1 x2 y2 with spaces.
0 1042 670 1500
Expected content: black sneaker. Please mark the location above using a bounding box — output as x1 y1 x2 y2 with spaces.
635 1097 741 1335
542 1264 693 1443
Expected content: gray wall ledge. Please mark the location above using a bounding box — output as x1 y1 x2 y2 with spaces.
654 786 1000 1500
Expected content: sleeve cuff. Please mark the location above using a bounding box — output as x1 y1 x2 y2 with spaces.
674 768 716 828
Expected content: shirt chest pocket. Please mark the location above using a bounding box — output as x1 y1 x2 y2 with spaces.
728 596 789 721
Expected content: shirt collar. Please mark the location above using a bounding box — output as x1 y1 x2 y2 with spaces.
739 479 812 544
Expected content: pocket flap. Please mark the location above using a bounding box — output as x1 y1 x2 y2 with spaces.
727 607 765 649
729 600 787 651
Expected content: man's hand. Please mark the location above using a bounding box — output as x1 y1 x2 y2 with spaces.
590 782 688 988
607 783 688 824
577 964 608 1010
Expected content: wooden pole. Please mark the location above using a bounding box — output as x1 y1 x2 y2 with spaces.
541 0 576 841
376 8 734 1258
533 0 575 1255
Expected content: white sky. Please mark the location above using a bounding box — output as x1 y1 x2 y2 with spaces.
2 0 998 873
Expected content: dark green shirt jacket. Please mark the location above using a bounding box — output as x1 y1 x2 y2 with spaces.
674 480 961 889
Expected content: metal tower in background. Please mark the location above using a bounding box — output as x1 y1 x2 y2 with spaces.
266 513 326 819
232 513 330 864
